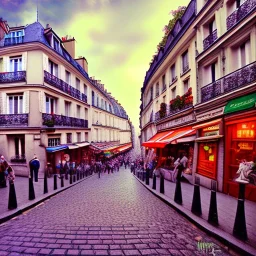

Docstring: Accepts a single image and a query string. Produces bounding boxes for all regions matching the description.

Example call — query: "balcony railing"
[4,36,24,46]
[0,71,26,83]
[42,113,88,128]
[227,0,256,30]
[203,29,217,50]
[0,114,28,127]
[10,154,26,163]
[201,61,256,103]
[162,84,167,92]
[44,71,87,103]
[182,64,189,75]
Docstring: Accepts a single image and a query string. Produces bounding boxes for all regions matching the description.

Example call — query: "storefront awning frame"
[46,145,68,153]
[195,135,223,142]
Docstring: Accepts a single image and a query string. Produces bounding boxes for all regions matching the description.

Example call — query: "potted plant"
[44,117,55,127]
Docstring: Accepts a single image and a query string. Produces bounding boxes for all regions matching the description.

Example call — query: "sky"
[0,0,190,135]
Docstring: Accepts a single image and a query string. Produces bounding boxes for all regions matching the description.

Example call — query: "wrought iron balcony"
[44,71,87,103]
[182,64,189,75]
[227,0,256,30]
[4,36,24,46]
[203,29,217,50]
[0,114,28,127]
[42,113,88,128]
[201,61,256,103]
[0,71,26,83]
[10,154,26,163]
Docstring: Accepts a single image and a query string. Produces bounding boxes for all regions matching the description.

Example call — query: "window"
[97,95,99,107]
[48,60,58,77]
[77,133,81,142]
[162,75,166,91]
[182,50,189,73]
[209,19,216,34]
[85,108,88,119]
[77,105,81,118]
[48,138,60,147]
[53,36,60,52]
[9,56,22,72]
[67,133,72,143]
[105,101,107,110]
[183,79,190,94]
[5,30,24,45]
[8,94,23,114]
[156,83,159,97]
[101,99,104,109]
[65,101,71,116]
[84,132,88,141]
[45,96,56,114]
[171,64,176,83]
[76,78,80,90]
[109,104,112,113]
[211,63,216,83]
[14,136,25,157]
[84,84,87,95]
[171,87,176,99]
[92,91,95,106]
[65,70,71,84]
[236,0,246,8]
[0,58,3,72]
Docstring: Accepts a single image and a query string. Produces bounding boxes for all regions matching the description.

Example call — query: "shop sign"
[224,93,256,114]
[157,113,196,131]
[204,130,219,136]
[203,125,219,132]
[197,107,224,122]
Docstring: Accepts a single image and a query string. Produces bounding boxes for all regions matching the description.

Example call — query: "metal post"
[98,169,100,178]
[233,181,248,240]
[174,166,183,205]
[54,174,57,190]
[29,177,35,200]
[73,172,76,182]
[77,171,79,181]
[146,168,150,185]
[152,173,156,190]
[208,180,218,225]
[160,173,164,194]
[191,177,202,216]
[61,175,64,187]
[44,173,48,194]
[70,174,73,184]
[8,181,17,210]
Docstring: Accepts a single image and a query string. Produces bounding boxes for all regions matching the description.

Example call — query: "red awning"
[142,128,195,148]
[115,143,132,153]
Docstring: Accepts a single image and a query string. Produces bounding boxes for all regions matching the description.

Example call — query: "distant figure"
[29,155,40,182]
[0,155,8,188]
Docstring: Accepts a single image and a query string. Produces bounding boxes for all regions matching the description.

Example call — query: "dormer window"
[4,30,24,46]
[52,36,60,52]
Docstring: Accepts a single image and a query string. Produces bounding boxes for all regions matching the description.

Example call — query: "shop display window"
[197,142,217,179]
[226,121,256,185]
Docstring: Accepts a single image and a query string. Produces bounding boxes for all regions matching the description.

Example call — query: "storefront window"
[226,121,256,185]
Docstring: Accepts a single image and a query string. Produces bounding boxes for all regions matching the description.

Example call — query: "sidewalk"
[133,172,256,256]
[0,173,94,224]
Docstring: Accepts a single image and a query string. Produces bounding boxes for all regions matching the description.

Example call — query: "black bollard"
[152,173,156,190]
[8,181,17,210]
[61,175,64,187]
[142,171,145,181]
[70,174,73,184]
[174,166,183,205]
[191,177,202,216]
[80,171,82,180]
[77,171,79,181]
[44,173,48,194]
[65,172,68,180]
[53,174,58,190]
[160,173,164,194]
[146,169,150,185]
[29,177,35,200]
[98,170,100,178]
[73,173,76,182]
[233,182,248,240]
[208,180,218,226]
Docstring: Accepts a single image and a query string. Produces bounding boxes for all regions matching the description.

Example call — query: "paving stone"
[0,251,9,256]
[123,249,141,255]
[38,248,52,255]
[23,248,41,254]
[51,249,67,255]
[109,250,125,255]
[67,249,81,255]
[139,249,158,255]
[80,249,94,255]
[95,250,109,255]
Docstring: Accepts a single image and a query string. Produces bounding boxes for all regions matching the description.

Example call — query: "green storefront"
[224,92,256,202]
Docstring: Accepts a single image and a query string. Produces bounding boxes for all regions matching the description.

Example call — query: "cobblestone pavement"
[0,167,231,255]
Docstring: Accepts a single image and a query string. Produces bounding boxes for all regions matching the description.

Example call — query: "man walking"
[30,155,40,182]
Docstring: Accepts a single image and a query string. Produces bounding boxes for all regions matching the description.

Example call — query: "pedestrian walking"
[45,162,53,178]
[29,155,40,182]
[0,155,8,188]
[7,166,17,210]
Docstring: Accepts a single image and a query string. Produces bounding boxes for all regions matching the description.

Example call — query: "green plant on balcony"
[43,116,55,127]
[170,88,193,112]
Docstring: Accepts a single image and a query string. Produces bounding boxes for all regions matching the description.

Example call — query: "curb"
[0,174,95,225]
[132,173,255,256]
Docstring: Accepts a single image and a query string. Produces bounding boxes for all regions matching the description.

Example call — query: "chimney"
[75,56,88,73]
[62,37,76,59]
[46,23,50,29]
[0,18,9,40]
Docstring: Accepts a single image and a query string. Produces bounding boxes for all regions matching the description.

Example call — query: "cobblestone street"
[0,168,230,255]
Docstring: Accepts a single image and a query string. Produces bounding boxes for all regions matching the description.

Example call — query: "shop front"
[224,93,256,202]
[192,118,224,190]
[142,126,196,182]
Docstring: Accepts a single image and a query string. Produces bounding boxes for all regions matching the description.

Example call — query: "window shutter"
[22,52,27,71]
[1,93,7,114]
[24,91,29,113]
[43,54,48,71]
[38,91,45,113]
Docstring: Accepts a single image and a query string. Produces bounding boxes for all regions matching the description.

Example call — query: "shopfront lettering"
[157,113,196,131]
[197,107,224,122]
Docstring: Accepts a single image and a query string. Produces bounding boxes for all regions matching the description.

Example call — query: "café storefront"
[223,93,256,202]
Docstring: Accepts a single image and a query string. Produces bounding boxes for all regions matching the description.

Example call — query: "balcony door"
[8,94,23,114]
[9,56,22,72]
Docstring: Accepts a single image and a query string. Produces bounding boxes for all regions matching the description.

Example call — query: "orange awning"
[142,128,195,148]
[115,143,132,153]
